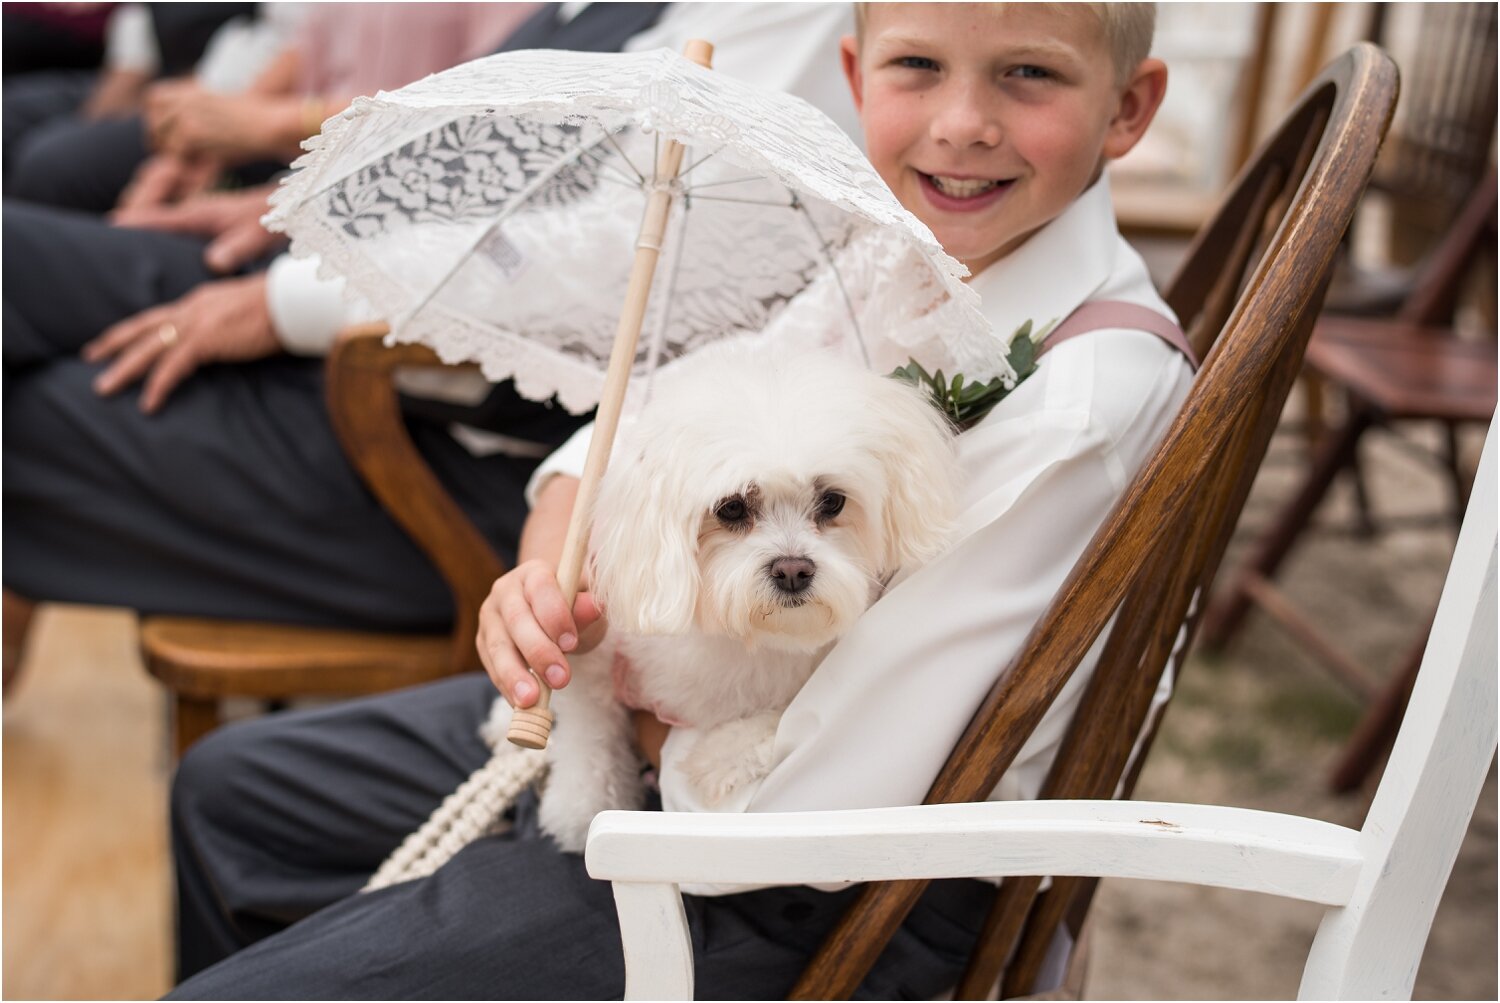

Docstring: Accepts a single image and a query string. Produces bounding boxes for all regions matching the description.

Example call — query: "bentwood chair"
[584,44,1400,1000]
[588,413,1495,1002]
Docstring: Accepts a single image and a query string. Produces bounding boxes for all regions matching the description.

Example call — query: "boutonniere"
[889,318,1056,431]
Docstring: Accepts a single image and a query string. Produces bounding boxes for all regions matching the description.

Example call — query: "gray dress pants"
[2,200,545,630]
[168,673,992,1000]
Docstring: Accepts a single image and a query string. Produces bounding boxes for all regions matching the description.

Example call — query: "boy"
[168,5,1184,998]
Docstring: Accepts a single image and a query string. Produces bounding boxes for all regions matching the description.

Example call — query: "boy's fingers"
[573,592,603,630]
[521,566,577,650]
[499,590,569,687]
[475,612,538,707]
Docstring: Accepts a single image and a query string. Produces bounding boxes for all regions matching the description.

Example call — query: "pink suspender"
[1038,300,1200,371]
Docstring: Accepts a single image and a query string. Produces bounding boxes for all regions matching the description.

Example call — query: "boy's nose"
[930,86,1003,148]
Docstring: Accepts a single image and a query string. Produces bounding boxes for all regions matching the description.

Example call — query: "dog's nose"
[769,557,816,594]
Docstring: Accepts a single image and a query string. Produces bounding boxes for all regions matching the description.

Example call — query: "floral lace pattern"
[266,47,997,413]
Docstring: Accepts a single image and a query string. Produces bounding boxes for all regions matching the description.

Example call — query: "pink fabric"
[1040,299,1200,371]
[295,3,539,98]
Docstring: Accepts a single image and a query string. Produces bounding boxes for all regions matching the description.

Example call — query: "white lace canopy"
[266,47,1004,413]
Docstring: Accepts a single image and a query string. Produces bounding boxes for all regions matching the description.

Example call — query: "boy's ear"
[1102,57,1169,161]
[840,35,864,113]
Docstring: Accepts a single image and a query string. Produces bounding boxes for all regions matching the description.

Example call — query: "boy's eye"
[1009,65,1052,81]
[896,56,940,72]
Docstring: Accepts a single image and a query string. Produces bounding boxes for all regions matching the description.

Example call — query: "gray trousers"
[2,200,551,630]
[168,673,991,1000]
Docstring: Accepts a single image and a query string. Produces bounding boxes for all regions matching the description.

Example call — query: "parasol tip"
[507,706,555,750]
[682,39,714,68]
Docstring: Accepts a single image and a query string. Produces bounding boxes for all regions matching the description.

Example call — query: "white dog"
[485,343,960,851]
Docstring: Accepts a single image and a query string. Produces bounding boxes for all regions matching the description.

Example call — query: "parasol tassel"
[508,38,716,751]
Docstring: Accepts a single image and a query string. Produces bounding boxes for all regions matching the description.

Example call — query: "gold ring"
[157,323,179,347]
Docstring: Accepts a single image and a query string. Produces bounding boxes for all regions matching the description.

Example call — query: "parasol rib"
[507,38,717,749]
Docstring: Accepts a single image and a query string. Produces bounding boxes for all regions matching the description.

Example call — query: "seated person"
[0,4,859,640]
[164,3,1183,998]
[4,3,279,207]
[7,3,534,214]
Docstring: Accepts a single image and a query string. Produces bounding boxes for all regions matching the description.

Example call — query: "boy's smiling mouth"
[918,171,1014,211]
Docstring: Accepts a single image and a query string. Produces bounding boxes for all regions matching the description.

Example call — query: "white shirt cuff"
[104,4,159,75]
[265,254,378,357]
[525,422,594,507]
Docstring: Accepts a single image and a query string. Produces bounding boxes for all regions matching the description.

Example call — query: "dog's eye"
[817,491,846,519]
[715,497,749,525]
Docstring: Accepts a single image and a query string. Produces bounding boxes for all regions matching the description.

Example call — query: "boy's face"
[843,4,1164,276]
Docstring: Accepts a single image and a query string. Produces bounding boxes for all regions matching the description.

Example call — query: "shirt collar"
[966,172,1119,340]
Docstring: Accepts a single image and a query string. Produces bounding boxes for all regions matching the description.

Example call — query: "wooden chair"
[140,326,505,758]
[588,44,1397,1000]
[1199,174,1497,791]
[587,416,1495,1001]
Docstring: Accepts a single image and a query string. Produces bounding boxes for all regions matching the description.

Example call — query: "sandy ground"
[1083,419,1497,1000]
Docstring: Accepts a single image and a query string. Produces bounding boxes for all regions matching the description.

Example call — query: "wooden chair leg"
[1201,406,1376,648]
[1443,420,1471,528]
[173,695,221,761]
[1328,618,1431,793]
[3,589,37,696]
[1347,443,1378,538]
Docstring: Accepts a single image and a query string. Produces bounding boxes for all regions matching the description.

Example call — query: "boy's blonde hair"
[852,3,1156,85]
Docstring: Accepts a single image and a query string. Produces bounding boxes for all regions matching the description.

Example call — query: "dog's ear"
[869,376,960,574]
[588,441,702,635]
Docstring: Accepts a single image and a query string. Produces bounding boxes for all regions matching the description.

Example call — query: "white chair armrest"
[584,799,1363,1001]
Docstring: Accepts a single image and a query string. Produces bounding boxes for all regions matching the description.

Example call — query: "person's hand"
[142,78,199,137]
[477,559,606,708]
[117,153,220,211]
[82,274,278,413]
[82,68,151,119]
[153,89,304,162]
[111,186,285,273]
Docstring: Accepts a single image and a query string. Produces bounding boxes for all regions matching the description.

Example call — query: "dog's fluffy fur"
[485,343,960,850]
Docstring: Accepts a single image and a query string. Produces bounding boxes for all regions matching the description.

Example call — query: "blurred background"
[4,2,1496,998]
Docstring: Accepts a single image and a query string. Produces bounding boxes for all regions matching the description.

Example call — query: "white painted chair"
[586,415,1499,1001]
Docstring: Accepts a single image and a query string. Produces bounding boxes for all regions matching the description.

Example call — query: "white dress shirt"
[533,176,1195,894]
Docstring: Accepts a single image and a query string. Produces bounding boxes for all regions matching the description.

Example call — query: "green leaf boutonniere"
[889,318,1055,432]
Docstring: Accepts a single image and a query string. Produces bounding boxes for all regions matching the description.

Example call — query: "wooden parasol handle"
[508,39,716,749]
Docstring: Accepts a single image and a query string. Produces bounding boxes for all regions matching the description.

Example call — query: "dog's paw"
[538,754,646,854]
[536,793,597,853]
[682,713,779,806]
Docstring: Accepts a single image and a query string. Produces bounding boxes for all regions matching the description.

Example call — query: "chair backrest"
[789,45,1400,1001]
[1301,410,1496,997]
[1397,169,1498,327]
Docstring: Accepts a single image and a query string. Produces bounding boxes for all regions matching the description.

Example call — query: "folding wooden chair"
[586,44,1398,1000]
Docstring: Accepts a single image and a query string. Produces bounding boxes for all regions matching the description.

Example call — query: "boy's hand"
[477,559,605,708]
